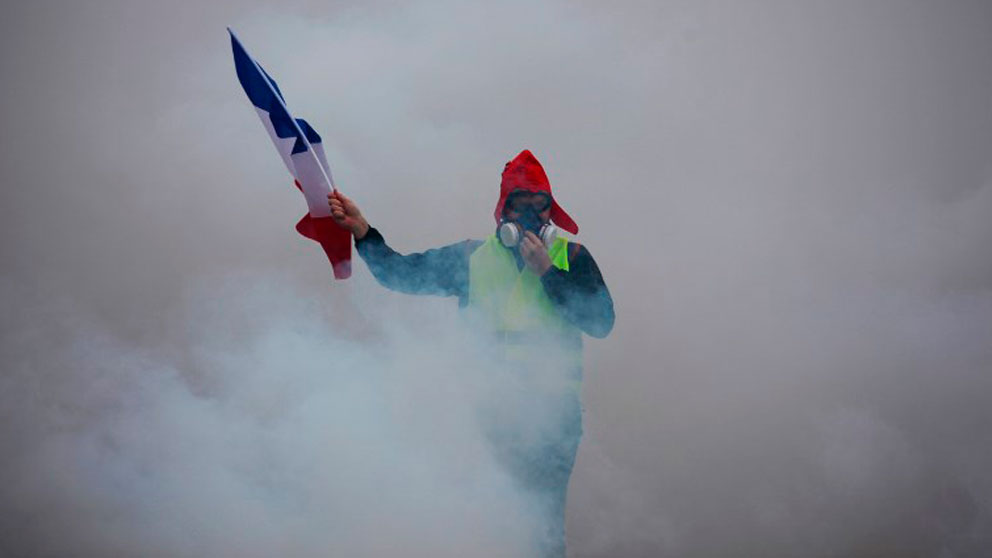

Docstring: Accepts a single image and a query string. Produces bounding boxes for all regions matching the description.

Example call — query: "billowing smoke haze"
[2,1,991,556]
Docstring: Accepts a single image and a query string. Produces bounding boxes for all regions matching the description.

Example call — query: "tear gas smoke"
[1,274,553,556]
[2,1,992,556]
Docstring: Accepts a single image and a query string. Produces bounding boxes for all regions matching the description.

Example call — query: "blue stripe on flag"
[257,65,285,103]
[230,31,315,154]
[231,34,285,109]
[293,119,321,154]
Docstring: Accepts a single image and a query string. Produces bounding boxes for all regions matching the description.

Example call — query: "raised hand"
[520,231,552,275]
[328,190,370,239]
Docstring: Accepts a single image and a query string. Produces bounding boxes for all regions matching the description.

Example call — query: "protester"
[329,149,614,557]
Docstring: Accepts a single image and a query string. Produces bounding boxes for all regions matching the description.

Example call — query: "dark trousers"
[483,388,583,557]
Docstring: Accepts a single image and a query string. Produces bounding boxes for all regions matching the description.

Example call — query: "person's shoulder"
[565,238,591,261]
[462,238,485,252]
[442,238,484,257]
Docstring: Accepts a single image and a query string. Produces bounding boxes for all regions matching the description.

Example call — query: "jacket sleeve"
[354,226,480,302]
[540,243,616,338]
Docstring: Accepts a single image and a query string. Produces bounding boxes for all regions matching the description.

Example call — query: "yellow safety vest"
[467,235,583,381]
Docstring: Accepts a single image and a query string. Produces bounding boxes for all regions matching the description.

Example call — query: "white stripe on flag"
[253,107,333,218]
[291,151,332,218]
[254,107,296,177]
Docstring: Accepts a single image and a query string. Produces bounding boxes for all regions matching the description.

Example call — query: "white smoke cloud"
[2,0,992,556]
[0,274,548,556]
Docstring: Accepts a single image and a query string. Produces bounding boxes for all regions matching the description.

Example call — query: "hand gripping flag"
[229,28,351,279]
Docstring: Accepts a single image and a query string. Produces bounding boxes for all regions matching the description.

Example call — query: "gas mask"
[498,204,559,248]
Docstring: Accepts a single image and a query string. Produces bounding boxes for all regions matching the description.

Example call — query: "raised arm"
[329,191,480,301]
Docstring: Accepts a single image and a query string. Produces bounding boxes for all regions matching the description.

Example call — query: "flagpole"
[228,28,338,193]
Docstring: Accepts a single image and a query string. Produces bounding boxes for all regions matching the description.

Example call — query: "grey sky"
[2,1,992,556]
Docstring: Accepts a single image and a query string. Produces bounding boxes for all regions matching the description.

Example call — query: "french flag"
[229,28,351,279]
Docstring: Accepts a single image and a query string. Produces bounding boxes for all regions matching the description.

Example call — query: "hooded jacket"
[494,149,579,235]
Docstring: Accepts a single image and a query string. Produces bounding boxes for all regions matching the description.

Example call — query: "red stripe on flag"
[295,214,352,279]
[291,180,351,279]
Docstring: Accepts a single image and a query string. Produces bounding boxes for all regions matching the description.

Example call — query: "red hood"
[493,149,578,234]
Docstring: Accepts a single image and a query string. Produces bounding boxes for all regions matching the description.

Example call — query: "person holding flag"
[329,149,615,557]
[230,26,612,557]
